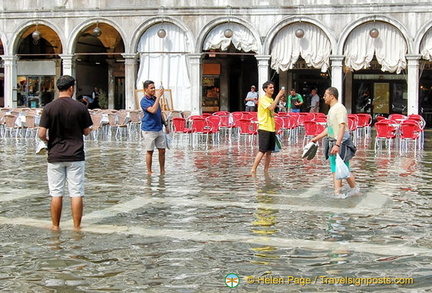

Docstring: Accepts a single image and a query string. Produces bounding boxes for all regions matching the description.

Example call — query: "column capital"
[1,55,16,62]
[329,55,345,61]
[255,55,271,61]
[188,53,202,65]
[188,53,202,59]
[406,54,422,61]
[122,53,138,60]
[330,55,344,67]
[59,54,75,60]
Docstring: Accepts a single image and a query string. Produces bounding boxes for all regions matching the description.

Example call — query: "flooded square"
[0,132,431,292]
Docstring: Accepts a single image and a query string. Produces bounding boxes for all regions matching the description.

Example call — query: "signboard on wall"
[17,60,56,76]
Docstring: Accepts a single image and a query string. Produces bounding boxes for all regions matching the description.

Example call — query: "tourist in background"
[309,88,320,113]
[244,85,259,112]
[286,89,304,112]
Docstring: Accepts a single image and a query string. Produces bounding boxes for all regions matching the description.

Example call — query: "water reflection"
[0,133,431,291]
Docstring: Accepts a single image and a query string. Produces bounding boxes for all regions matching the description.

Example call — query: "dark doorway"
[203,45,258,113]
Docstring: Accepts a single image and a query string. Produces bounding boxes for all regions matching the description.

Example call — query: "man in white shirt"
[310,87,360,198]
[244,85,258,112]
[309,89,320,113]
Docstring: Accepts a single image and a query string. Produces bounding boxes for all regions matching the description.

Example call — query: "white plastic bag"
[35,140,48,155]
[273,134,282,152]
[275,134,282,150]
[165,133,172,150]
[335,153,350,180]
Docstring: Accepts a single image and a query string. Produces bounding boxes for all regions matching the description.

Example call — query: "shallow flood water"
[0,131,431,292]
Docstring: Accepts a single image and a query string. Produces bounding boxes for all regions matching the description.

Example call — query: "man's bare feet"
[51,225,60,231]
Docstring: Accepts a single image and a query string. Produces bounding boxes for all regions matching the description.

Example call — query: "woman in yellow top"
[251,81,285,174]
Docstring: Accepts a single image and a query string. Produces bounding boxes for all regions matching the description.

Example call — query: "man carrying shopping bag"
[310,87,360,198]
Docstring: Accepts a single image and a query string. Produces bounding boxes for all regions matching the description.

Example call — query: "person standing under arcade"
[286,89,304,112]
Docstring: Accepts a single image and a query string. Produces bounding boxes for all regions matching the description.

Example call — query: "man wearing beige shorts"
[140,80,169,175]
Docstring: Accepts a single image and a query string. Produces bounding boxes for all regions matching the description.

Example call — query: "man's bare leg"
[332,173,343,195]
[263,152,272,173]
[146,151,154,175]
[346,173,356,188]
[71,196,83,230]
[158,148,166,174]
[51,196,63,230]
[251,151,265,175]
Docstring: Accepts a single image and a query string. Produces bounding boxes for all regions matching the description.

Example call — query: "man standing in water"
[251,81,285,175]
[38,75,93,230]
[311,87,359,197]
[140,80,169,175]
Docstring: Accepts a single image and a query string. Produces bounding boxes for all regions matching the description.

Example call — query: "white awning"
[420,28,432,60]
[270,23,331,73]
[344,22,407,74]
[136,23,191,111]
[203,23,258,53]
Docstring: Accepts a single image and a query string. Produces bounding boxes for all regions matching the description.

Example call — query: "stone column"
[406,54,421,115]
[59,54,75,77]
[330,55,344,103]
[2,55,17,108]
[188,53,202,114]
[122,53,137,110]
[106,59,115,109]
[255,55,271,96]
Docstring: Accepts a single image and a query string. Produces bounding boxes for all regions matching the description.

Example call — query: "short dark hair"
[262,81,274,90]
[143,80,154,89]
[56,75,75,91]
[327,87,339,100]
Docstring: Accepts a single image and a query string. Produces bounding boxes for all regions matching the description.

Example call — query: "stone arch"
[68,18,127,54]
[0,31,8,55]
[337,15,413,55]
[415,20,432,54]
[131,17,194,53]
[264,16,336,56]
[9,19,64,56]
[196,17,262,54]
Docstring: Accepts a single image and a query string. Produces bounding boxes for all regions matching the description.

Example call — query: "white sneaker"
[36,140,48,155]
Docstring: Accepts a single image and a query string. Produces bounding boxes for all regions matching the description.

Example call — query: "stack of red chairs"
[205,115,221,144]
[302,120,325,146]
[406,114,426,148]
[399,119,422,154]
[213,112,234,142]
[356,113,372,137]
[172,117,191,145]
[190,117,209,146]
[374,120,398,152]
[237,118,258,145]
